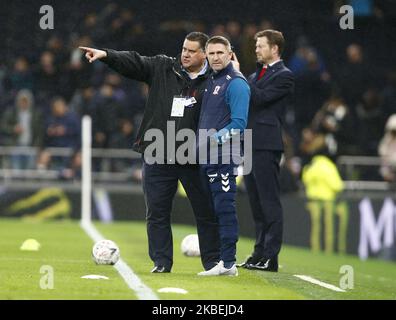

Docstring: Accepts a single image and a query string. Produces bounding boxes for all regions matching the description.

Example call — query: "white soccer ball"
[181,234,200,257]
[92,239,120,265]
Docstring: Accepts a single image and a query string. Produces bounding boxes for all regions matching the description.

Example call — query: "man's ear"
[271,45,279,56]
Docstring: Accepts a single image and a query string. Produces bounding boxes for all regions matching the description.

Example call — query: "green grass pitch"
[0,218,395,300]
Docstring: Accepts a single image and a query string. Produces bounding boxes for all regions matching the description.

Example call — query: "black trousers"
[142,161,220,271]
[244,150,283,260]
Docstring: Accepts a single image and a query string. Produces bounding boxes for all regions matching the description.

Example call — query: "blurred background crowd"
[1,0,396,189]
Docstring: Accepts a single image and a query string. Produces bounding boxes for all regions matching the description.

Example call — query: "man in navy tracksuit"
[197,36,250,276]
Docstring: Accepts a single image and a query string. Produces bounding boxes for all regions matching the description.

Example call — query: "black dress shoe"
[236,255,261,268]
[245,257,278,272]
[151,265,171,273]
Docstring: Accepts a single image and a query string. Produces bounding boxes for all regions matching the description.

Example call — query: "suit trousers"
[244,150,283,259]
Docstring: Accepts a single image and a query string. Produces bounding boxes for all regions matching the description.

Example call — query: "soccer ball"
[180,234,200,257]
[92,239,120,265]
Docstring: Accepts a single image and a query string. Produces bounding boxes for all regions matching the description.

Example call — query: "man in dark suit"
[239,30,294,272]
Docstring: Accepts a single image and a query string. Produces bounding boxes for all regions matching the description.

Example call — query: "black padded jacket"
[101,50,211,160]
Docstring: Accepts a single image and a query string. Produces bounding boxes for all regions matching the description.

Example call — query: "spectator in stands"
[34,51,60,102]
[67,36,95,98]
[109,118,137,172]
[356,88,386,156]
[353,88,386,180]
[121,82,147,122]
[337,44,374,114]
[69,85,97,117]
[311,95,357,155]
[1,89,44,169]
[292,43,331,129]
[92,83,120,150]
[110,118,136,150]
[288,36,327,77]
[299,127,328,166]
[104,73,128,104]
[378,114,396,182]
[38,97,81,170]
[9,57,34,92]
[46,36,69,70]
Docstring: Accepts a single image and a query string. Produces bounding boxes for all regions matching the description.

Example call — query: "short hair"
[205,36,232,52]
[185,32,209,51]
[51,96,66,106]
[255,30,285,56]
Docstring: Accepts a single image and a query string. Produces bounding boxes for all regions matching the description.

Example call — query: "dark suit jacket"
[247,61,294,151]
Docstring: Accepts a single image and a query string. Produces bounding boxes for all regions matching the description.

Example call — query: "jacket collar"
[256,60,284,72]
[212,62,234,79]
[255,60,284,82]
[173,55,211,80]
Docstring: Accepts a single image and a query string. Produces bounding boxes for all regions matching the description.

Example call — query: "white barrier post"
[81,115,92,225]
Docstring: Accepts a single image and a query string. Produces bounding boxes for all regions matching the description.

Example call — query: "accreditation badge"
[171,96,186,117]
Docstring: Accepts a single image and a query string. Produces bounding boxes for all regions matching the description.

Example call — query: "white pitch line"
[294,275,346,293]
[80,221,159,300]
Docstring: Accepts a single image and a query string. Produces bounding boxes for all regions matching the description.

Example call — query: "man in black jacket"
[80,32,220,273]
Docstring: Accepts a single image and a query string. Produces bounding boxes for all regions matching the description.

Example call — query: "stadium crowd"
[1,0,396,186]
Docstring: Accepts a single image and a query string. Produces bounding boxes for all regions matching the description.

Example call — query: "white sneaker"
[197,261,238,276]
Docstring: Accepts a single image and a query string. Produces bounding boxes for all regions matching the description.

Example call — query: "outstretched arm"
[79,46,158,83]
